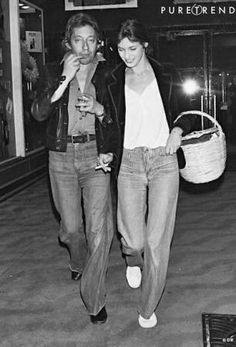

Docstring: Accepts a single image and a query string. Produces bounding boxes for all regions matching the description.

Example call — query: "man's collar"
[92,52,106,66]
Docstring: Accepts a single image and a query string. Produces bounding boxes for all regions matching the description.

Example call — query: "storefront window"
[0,0,22,161]
[19,0,46,152]
[0,0,46,163]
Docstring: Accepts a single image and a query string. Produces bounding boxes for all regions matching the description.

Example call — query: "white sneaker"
[138,313,157,328]
[126,266,141,288]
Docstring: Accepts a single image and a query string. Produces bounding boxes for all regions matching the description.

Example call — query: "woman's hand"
[165,127,183,155]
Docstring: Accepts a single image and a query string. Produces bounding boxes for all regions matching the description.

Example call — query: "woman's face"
[117,37,147,68]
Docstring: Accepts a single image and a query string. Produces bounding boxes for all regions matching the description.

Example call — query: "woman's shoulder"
[148,56,163,70]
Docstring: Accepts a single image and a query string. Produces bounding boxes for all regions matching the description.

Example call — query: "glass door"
[0,0,24,161]
[157,31,206,114]
[157,28,236,168]
[158,30,236,125]
[19,0,46,152]
[212,32,236,146]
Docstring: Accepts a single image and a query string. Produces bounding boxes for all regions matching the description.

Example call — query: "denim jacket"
[31,58,118,156]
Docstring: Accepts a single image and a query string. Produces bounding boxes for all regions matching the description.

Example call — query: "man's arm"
[51,53,80,103]
[31,53,80,122]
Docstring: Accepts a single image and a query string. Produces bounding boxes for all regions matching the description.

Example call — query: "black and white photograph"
[0,1,236,346]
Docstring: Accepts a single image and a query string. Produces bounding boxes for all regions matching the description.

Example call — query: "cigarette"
[60,54,83,65]
[95,164,111,171]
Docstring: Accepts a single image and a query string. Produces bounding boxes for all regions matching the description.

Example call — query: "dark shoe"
[71,270,82,281]
[90,307,107,324]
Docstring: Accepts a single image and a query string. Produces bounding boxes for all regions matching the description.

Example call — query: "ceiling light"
[183,79,200,95]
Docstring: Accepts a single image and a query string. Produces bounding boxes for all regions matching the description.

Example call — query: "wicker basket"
[174,110,227,184]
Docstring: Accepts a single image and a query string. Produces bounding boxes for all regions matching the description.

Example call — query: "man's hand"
[95,153,113,173]
[62,52,81,82]
[77,93,104,117]
[51,52,81,103]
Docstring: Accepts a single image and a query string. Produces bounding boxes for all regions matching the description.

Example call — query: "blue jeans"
[49,141,113,315]
[117,147,179,318]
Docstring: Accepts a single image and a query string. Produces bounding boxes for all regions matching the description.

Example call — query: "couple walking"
[32,13,195,328]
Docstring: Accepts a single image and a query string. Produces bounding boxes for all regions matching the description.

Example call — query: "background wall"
[32,0,236,32]
[29,0,236,62]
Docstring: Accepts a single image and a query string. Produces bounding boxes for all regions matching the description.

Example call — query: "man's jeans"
[49,141,113,315]
[117,147,179,318]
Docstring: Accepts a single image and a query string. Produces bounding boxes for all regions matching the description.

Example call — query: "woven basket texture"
[175,111,226,184]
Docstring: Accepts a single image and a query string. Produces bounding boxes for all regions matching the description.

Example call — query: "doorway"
[157,28,236,168]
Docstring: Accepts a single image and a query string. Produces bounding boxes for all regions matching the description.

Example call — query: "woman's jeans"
[117,147,179,318]
[49,141,113,315]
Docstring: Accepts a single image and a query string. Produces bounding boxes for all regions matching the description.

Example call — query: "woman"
[107,19,195,328]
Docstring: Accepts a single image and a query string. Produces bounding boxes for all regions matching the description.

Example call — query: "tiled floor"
[0,171,236,347]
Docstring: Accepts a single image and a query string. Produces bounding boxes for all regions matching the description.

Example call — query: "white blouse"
[124,79,170,149]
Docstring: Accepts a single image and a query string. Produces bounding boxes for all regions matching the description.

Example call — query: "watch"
[58,75,67,85]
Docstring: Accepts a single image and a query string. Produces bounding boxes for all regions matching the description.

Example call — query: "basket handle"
[174,110,223,134]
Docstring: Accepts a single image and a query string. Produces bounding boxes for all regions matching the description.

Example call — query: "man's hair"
[63,13,100,48]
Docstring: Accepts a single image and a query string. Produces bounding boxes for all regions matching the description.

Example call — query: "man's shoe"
[71,271,82,281]
[126,266,141,288]
[138,312,157,328]
[90,307,107,324]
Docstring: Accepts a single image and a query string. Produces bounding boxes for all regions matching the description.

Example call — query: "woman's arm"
[165,126,183,155]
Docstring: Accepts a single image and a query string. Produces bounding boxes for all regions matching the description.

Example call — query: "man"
[31,13,118,324]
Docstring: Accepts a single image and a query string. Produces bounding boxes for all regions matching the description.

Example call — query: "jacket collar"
[107,62,126,123]
[109,56,163,82]
[110,62,126,82]
[107,57,168,123]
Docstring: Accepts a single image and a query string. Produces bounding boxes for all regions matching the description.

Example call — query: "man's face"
[117,37,146,69]
[69,25,98,65]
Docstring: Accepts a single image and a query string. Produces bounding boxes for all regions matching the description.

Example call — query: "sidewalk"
[0,172,236,347]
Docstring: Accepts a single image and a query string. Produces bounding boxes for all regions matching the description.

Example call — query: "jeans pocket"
[49,150,72,173]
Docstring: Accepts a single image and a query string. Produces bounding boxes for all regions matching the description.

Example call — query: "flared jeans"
[49,141,113,315]
[117,147,179,318]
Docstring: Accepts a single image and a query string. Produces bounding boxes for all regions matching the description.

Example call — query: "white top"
[124,79,170,149]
